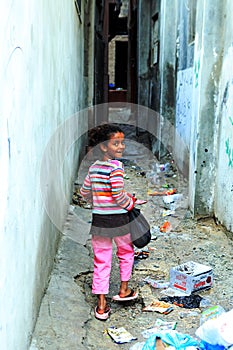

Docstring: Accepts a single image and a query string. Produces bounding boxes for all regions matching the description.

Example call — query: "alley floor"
[30,148,233,350]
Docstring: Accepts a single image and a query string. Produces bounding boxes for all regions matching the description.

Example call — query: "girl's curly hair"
[88,123,124,148]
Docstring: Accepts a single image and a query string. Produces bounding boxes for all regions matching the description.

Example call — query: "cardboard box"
[169,261,213,295]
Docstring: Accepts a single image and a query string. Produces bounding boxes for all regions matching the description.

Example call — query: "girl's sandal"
[94,306,111,321]
[112,289,138,301]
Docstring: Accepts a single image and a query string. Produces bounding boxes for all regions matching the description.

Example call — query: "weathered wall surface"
[215,50,233,231]
[155,0,233,233]
[189,1,225,216]
[170,0,233,232]
[0,1,94,349]
[214,0,233,232]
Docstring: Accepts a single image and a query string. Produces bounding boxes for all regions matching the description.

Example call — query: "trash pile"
[72,155,233,350]
[105,307,233,350]
[120,154,188,239]
[106,158,232,349]
[122,259,232,349]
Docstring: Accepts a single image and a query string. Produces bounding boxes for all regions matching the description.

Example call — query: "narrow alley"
[1,1,233,350]
[30,127,233,349]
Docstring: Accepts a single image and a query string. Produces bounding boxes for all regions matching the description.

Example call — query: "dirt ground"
[73,155,233,349]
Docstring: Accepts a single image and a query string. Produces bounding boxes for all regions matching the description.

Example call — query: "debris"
[162,209,176,217]
[134,251,150,260]
[160,221,172,233]
[196,308,233,349]
[179,310,199,318]
[148,188,176,196]
[199,297,212,308]
[162,193,183,210]
[107,326,137,344]
[159,294,203,309]
[143,276,170,289]
[129,342,145,350]
[199,305,226,325]
[137,171,146,177]
[142,300,174,314]
[160,287,192,297]
[150,225,160,236]
[141,318,177,338]
[146,170,159,185]
[169,261,213,295]
[142,330,200,350]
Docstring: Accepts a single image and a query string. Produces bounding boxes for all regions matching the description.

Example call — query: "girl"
[80,123,138,321]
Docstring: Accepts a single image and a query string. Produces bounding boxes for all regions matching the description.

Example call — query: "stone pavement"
[30,156,233,350]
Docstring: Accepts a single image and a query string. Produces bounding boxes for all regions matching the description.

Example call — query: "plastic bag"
[199,305,225,325]
[130,342,146,350]
[196,308,233,347]
[199,341,225,350]
[160,294,203,308]
[129,208,151,248]
[142,330,200,350]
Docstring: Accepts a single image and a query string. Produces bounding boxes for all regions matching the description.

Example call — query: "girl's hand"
[127,192,137,200]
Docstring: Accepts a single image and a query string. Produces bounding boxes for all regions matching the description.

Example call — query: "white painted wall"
[172,0,233,231]
[215,0,233,231]
[0,1,94,349]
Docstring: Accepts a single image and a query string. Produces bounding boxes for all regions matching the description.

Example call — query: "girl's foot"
[112,289,138,301]
[94,306,111,320]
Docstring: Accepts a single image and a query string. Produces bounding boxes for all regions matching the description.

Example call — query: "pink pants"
[91,233,134,295]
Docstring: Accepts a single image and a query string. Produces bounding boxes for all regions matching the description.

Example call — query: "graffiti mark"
[225,138,233,168]
[221,82,229,109]
[229,116,233,126]
[194,57,200,88]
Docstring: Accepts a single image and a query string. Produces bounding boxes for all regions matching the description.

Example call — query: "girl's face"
[100,132,125,160]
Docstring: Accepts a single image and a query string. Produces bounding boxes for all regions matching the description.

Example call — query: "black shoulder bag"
[128,207,151,248]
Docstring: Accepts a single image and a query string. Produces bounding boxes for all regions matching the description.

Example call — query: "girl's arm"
[110,167,135,211]
[80,174,93,203]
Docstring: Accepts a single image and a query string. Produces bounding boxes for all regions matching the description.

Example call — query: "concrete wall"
[188,1,225,215]
[159,0,177,156]
[214,0,233,232]
[136,0,233,232]
[0,1,94,349]
[137,0,151,108]
[162,0,233,232]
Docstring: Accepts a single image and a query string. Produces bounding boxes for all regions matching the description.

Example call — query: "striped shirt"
[80,159,135,214]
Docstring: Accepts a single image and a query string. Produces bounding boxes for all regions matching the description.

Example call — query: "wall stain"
[165,63,175,109]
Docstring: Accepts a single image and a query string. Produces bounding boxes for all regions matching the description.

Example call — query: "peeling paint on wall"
[176,67,193,146]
